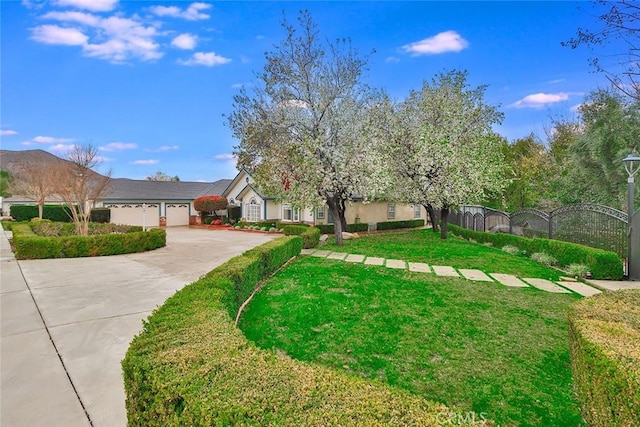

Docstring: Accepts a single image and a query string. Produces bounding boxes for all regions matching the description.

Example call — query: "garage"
[107,204,160,227]
[165,203,190,226]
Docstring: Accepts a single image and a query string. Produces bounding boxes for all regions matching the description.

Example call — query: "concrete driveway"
[1,227,276,427]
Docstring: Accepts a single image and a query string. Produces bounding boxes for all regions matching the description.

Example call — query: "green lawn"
[322,228,565,280]
[239,231,585,426]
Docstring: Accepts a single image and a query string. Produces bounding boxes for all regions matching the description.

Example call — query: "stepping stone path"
[300,249,603,298]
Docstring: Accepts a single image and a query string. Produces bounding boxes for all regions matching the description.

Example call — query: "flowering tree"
[194,195,228,218]
[378,70,506,238]
[228,11,388,244]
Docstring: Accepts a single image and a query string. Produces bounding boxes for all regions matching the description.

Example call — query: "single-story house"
[222,169,426,226]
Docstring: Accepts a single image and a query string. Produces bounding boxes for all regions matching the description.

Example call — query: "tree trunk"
[339,198,348,233]
[38,199,44,220]
[326,196,343,245]
[440,206,450,240]
[424,204,439,232]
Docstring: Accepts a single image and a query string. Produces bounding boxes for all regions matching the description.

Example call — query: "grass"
[322,228,566,280]
[239,230,586,426]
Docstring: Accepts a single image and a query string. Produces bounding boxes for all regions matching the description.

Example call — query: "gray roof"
[102,178,232,201]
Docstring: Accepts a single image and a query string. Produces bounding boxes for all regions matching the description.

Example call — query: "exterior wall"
[314,201,425,225]
[266,200,280,220]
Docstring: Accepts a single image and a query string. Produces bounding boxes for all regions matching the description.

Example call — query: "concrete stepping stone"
[557,281,602,297]
[364,257,385,266]
[300,249,316,255]
[327,252,348,260]
[432,266,459,277]
[459,269,493,282]
[345,254,365,263]
[311,250,330,258]
[408,262,431,273]
[490,273,529,288]
[386,259,406,269]
[523,278,571,293]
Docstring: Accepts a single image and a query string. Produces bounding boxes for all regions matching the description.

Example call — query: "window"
[282,204,299,222]
[246,198,261,222]
[316,207,325,220]
[414,204,422,218]
[387,203,395,220]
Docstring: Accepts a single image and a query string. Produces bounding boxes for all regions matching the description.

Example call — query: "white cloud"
[146,145,179,152]
[53,0,118,12]
[94,155,112,163]
[0,130,18,137]
[214,153,235,161]
[149,2,211,20]
[385,56,400,63]
[132,159,159,165]
[31,25,88,45]
[100,142,137,151]
[402,30,469,55]
[23,135,75,145]
[49,143,76,152]
[42,11,101,26]
[179,51,231,67]
[511,92,572,109]
[549,78,566,85]
[171,33,197,50]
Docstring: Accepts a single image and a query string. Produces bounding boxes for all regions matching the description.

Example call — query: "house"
[222,169,427,226]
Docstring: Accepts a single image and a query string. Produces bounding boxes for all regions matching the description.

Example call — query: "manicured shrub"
[568,290,640,426]
[316,222,368,234]
[122,236,457,426]
[531,252,557,266]
[194,196,228,217]
[12,224,165,259]
[376,219,425,231]
[502,245,520,255]
[10,205,72,222]
[448,225,623,280]
[282,225,320,249]
[90,208,111,223]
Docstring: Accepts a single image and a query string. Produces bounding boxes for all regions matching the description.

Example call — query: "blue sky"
[0,0,621,182]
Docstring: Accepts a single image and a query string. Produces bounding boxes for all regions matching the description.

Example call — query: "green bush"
[448,225,623,280]
[10,205,72,222]
[282,225,320,249]
[90,208,111,223]
[376,219,425,231]
[122,236,459,426]
[568,290,640,426]
[316,222,368,234]
[12,224,165,259]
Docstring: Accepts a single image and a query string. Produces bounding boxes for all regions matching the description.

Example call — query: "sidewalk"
[300,249,633,297]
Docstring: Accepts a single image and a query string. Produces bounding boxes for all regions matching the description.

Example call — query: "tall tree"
[228,10,387,244]
[564,0,640,100]
[12,161,60,219]
[379,70,505,238]
[146,171,180,181]
[54,145,111,236]
[0,170,13,199]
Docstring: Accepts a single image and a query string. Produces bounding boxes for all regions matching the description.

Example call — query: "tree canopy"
[146,171,180,182]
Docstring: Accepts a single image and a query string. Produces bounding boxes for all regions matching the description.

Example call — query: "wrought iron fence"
[445,204,628,257]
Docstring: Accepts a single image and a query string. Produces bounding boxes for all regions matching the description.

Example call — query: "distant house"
[223,169,426,226]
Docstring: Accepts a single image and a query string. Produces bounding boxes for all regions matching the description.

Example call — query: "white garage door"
[166,203,190,226]
[107,204,160,227]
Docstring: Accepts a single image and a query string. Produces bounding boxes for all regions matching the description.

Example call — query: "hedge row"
[448,225,623,280]
[568,290,640,426]
[282,225,320,249]
[376,218,425,230]
[316,222,368,234]
[122,236,459,426]
[12,224,166,259]
[10,205,72,222]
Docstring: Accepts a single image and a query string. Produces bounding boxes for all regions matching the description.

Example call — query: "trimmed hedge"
[122,236,460,426]
[90,208,111,223]
[376,219,425,231]
[568,290,640,426]
[449,225,623,280]
[10,205,72,222]
[316,222,368,234]
[282,225,320,249]
[12,223,166,259]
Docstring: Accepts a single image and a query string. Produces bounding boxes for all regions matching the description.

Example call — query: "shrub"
[568,290,640,427]
[376,219,425,231]
[448,225,623,280]
[282,225,320,249]
[227,205,241,221]
[567,264,590,278]
[316,222,368,234]
[90,208,111,223]
[12,224,165,259]
[122,236,458,426]
[194,196,228,216]
[10,205,73,222]
[502,245,520,255]
[531,252,558,266]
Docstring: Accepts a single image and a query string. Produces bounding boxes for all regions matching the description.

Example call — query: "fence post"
[548,210,553,239]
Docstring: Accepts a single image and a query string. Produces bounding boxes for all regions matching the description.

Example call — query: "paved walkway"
[300,249,629,297]
[1,227,276,427]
